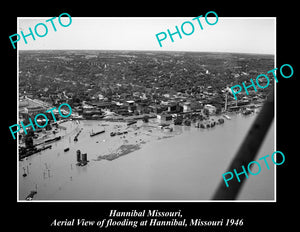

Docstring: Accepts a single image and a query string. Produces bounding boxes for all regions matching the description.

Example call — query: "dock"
[19,145,52,160]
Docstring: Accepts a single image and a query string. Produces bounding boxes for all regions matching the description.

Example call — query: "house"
[157,112,172,121]
[125,100,136,112]
[136,102,150,114]
[149,105,166,114]
[126,100,135,105]
[88,101,116,110]
[167,103,182,113]
[204,104,216,114]
[182,102,191,113]
[190,101,203,111]
[114,105,131,116]
[82,109,103,119]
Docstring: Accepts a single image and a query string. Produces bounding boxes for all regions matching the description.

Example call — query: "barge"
[127,120,137,126]
[90,130,105,137]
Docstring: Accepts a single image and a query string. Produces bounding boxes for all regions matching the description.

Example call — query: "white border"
[16,17,277,203]
[274,17,277,202]
[17,17,20,201]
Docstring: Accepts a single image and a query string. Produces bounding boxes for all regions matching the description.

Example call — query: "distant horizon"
[18,49,274,56]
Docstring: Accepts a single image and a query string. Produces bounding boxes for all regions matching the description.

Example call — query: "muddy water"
[19,113,274,201]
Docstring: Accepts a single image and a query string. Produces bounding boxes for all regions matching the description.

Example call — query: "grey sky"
[18,17,275,54]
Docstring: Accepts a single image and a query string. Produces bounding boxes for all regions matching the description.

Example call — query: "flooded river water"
[18,113,274,201]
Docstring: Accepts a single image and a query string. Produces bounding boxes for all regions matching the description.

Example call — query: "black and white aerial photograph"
[17,17,276,201]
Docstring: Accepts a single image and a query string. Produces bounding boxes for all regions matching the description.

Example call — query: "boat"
[25,191,37,201]
[90,130,105,137]
[223,114,231,120]
[22,167,27,177]
[74,128,83,141]
[111,130,127,136]
[44,136,61,143]
[158,123,170,129]
[164,127,173,132]
[110,132,116,136]
[242,108,254,115]
[142,116,149,123]
[184,120,191,126]
[64,147,70,152]
[127,120,137,126]
[218,118,225,124]
[174,118,183,125]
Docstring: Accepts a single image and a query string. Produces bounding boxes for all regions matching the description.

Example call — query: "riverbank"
[21,111,249,162]
[92,112,242,162]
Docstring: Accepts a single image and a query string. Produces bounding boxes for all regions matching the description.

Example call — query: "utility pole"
[212,89,274,200]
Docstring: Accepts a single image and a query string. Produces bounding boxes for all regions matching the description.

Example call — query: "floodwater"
[18,113,274,201]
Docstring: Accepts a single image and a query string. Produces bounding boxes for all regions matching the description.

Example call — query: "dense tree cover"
[19,50,274,102]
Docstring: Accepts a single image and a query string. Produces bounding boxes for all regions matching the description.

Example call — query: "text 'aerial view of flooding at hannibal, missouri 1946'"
[17,17,275,201]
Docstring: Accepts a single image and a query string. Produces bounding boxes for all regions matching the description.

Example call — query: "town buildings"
[19,50,272,125]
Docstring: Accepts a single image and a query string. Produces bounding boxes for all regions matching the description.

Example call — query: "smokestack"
[225,93,228,111]
[76,150,81,163]
[82,153,87,163]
